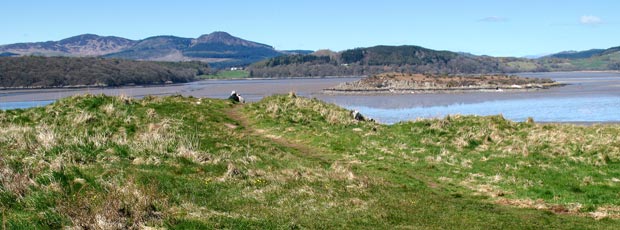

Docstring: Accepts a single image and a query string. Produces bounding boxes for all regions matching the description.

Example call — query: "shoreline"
[198,75,365,81]
[0,82,187,91]
[0,75,363,92]
[3,69,619,91]
[323,83,566,95]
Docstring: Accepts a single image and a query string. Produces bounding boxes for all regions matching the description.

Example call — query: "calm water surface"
[0,100,54,110]
[321,72,620,123]
[2,72,620,124]
[344,96,620,124]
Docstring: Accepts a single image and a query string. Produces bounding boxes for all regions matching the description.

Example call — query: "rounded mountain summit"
[0,31,310,68]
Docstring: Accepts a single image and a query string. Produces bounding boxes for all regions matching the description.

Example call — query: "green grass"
[1,94,619,229]
[543,52,620,70]
[505,61,540,71]
[569,52,620,70]
[199,70,250,79]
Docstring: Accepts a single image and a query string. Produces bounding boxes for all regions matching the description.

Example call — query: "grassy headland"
[1,94,619,229]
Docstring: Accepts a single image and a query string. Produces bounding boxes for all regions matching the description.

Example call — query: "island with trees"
[325,72,563,94]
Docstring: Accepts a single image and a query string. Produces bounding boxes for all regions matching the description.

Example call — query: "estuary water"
[344,96,620,124]
[321,72,620,123]
[0,100,54,110]
[1,72,619,124]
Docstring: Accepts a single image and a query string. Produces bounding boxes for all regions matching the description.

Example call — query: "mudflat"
[2,72,620,110]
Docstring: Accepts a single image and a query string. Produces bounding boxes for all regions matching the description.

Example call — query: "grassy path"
[228,105,313,154]
[238,95,620,229]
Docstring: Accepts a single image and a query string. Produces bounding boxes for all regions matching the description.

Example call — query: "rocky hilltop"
[0,34,136,56]
[326,72,562,93]
[192,32,272,48]
[0,32,298,68]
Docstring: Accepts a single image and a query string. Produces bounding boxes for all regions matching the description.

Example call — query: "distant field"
[569,53,620,70]
[505,61,540,71]
[199,70,250,79]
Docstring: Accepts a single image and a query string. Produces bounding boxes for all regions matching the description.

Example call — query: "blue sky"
[1,0,618,57]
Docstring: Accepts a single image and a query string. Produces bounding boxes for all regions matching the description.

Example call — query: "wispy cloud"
[478,16,508,23]
[580,15,603,25]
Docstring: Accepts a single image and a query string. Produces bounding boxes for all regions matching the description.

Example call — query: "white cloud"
[478,16,508,22]
[580,15,603,25]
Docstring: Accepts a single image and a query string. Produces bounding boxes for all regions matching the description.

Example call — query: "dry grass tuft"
[102,103,116,115]
[176,145,211,164]
[73,111,95,124]
[590,205,620,220]
[146,108,157,119]
[36,125,56,150]
[117,94,133,104]
[0,164,37,199]
[226,163,243,178]
[0,125,34,151]
[134,119,178,154]
[330,162,356,181]
[496,198,550,210]
[288,91,297,98]
[62,179,165,229]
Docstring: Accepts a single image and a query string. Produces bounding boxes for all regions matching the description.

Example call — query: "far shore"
[3,70,619,92]
[324,83,566,95]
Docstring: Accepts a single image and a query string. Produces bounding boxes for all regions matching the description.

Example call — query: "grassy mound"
[0,94,619,229]
[245,95,620,226]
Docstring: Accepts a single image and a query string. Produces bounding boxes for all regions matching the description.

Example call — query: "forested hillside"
[249,45,620,78]
[248,46,548,77]
[0,56,210,88]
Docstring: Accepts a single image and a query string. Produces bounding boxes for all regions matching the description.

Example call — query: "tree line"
[248,46,547,78]
[248,45,620,78]
[0,56,211,88]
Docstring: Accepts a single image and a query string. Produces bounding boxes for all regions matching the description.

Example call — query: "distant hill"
[250,44,620,77]
[181,32,282,68]
[249,45,548,77]
[601,46,620,55]
[3,32,618,74]
[539,46,620,71]
[0,34,136,56]
[543,49,606,59]
[0,32,294,68]
[103,36,193,61]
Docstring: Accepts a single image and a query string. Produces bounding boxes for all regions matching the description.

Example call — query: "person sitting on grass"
[351,110,375,122]
[352,110,365,121]
[228,90,240,103]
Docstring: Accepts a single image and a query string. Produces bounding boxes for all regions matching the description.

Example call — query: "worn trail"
[226,104,320,158]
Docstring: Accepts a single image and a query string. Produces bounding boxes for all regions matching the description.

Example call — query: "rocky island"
[325,72,564,94]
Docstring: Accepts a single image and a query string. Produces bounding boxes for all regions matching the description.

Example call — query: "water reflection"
[343,96,620,124]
